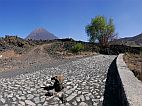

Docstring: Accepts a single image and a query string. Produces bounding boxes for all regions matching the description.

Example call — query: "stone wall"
[116,54,142,106]
[99,45,141,55]
[103,57,129,106]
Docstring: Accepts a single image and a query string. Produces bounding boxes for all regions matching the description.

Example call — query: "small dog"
[41,74,66,103]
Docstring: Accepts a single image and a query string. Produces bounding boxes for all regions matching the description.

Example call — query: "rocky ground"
[0,55,116,106]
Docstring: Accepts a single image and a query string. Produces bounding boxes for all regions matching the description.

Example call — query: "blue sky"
[0,0,142,41]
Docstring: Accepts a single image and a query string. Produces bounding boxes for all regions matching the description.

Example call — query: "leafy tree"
[86,16,116,46]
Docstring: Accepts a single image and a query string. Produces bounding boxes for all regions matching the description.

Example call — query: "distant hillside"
[111,33,142,47]
[26,28,58,40]
[0,35,34,53]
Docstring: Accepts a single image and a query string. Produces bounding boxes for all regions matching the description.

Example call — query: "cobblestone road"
[0,55,116,106]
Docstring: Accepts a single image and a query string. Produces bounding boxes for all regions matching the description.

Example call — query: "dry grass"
[124,52,142,81]
[0,50,21,58]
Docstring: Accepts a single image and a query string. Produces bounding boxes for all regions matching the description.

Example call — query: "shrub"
[71,43,84,54]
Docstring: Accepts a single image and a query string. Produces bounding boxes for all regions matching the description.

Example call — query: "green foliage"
[71,43,84,54]
[86,16,116,46]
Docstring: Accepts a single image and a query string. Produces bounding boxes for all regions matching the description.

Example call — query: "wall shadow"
[103,57,129,106]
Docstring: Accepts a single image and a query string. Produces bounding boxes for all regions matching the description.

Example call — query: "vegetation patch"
[71,43,84,54]
[124,51,142,81]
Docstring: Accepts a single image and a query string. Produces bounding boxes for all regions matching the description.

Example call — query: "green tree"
[86,16,116,46]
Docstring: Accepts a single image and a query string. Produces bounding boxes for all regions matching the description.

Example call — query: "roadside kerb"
[116,54,142,106]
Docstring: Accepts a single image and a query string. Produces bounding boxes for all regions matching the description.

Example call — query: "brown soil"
[0,44,97,73]
[0,50,21,58]
[123,53,142,81]
[0,44,51,72]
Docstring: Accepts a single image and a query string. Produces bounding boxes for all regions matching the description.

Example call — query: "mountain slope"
[26,28,58,40]
[112,33,142,46]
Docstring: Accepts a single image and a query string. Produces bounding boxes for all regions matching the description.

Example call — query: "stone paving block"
[0,55,116,106]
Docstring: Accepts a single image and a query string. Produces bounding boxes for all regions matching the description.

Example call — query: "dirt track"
[0,44,96,78]
[0,44,52,72]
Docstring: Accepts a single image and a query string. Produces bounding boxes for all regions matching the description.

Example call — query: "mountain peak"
[33,28,48,33]
[26,28,58,40]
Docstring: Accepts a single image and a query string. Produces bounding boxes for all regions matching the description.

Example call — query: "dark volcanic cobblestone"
[0,55,116,106]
